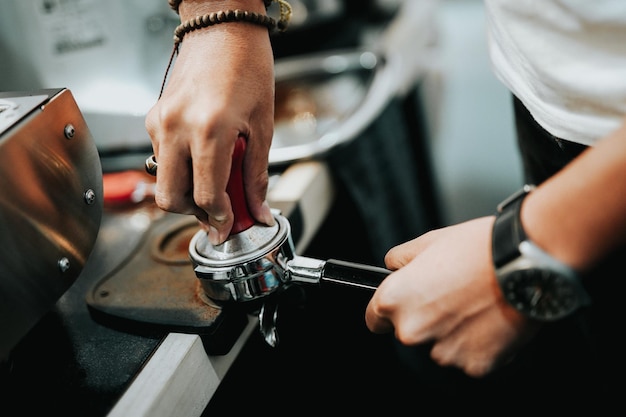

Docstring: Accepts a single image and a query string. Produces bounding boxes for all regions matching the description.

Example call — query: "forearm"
[172,0,274,72]
[522,117,626,272]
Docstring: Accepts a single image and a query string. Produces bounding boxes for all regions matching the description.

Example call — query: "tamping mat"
[86,212,248,354]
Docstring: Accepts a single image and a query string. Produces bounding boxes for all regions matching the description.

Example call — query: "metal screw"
[64,124,75,139]
[84,188,96,205]
[58,257,71,272]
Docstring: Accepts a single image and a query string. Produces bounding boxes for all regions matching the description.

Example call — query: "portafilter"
[147,136,391,345]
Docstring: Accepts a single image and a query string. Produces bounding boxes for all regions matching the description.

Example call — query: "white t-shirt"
[484,0,626,145]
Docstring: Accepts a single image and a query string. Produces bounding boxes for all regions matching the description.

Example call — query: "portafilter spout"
[188,136,391,345]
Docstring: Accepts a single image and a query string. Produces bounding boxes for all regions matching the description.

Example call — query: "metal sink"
[269,49,397,166]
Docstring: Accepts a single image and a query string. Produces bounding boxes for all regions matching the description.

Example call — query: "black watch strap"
[492,186,534,268]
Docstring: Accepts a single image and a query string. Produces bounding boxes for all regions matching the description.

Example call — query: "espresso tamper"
[188,136,391,345]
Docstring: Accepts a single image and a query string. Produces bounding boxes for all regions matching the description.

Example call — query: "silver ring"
[145,154,158,176]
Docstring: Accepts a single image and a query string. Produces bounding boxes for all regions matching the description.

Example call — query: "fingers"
[152,143,194,215]
[384,230,436,270]
[364,299,395,334]
[243,130,275,227]
[146,101,234,243]
[146,119,274,246]
[145,111,202,220]
[190,133,235,245]
[367,236,430,334]
[427,307,538,378]
[365,263,432,341]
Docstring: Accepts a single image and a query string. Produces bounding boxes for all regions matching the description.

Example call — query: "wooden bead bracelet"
[174,9,276,44]
[167,1,274,14]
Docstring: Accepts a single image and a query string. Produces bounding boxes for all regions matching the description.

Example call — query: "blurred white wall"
[428,0,523,225]
[0,0,176,150]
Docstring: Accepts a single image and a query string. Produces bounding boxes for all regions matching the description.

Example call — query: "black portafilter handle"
[259,257,390,347]
[320,259,391,291]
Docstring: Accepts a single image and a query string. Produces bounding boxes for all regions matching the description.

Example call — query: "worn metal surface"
[85,212,231,335]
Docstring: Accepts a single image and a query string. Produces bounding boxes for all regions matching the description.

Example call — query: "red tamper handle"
[227,135,256,235]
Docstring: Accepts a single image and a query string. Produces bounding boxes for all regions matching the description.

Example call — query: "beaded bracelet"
[169,1,281,15]
[168,1,291,32]
[174,10,276,44]
[174,10,276,43]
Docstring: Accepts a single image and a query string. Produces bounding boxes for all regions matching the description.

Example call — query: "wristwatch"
[492,185,591,321]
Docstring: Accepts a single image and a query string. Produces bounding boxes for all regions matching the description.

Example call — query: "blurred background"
[429,0,523,224]
[0,0,523,226]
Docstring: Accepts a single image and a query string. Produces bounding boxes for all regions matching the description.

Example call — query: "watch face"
[501,268,580,321]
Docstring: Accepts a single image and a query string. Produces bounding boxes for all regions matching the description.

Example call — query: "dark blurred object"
[271,0,403,58]
[0,88,103,362]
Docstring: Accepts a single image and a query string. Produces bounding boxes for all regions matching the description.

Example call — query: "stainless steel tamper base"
[189,212,295,304]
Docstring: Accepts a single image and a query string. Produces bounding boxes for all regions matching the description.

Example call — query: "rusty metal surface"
[86,210,227,335]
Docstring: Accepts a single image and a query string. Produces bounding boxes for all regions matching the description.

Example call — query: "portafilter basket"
[173,136,390,345]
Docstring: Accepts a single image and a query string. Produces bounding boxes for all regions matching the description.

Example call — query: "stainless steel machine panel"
[0,88,103,361]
